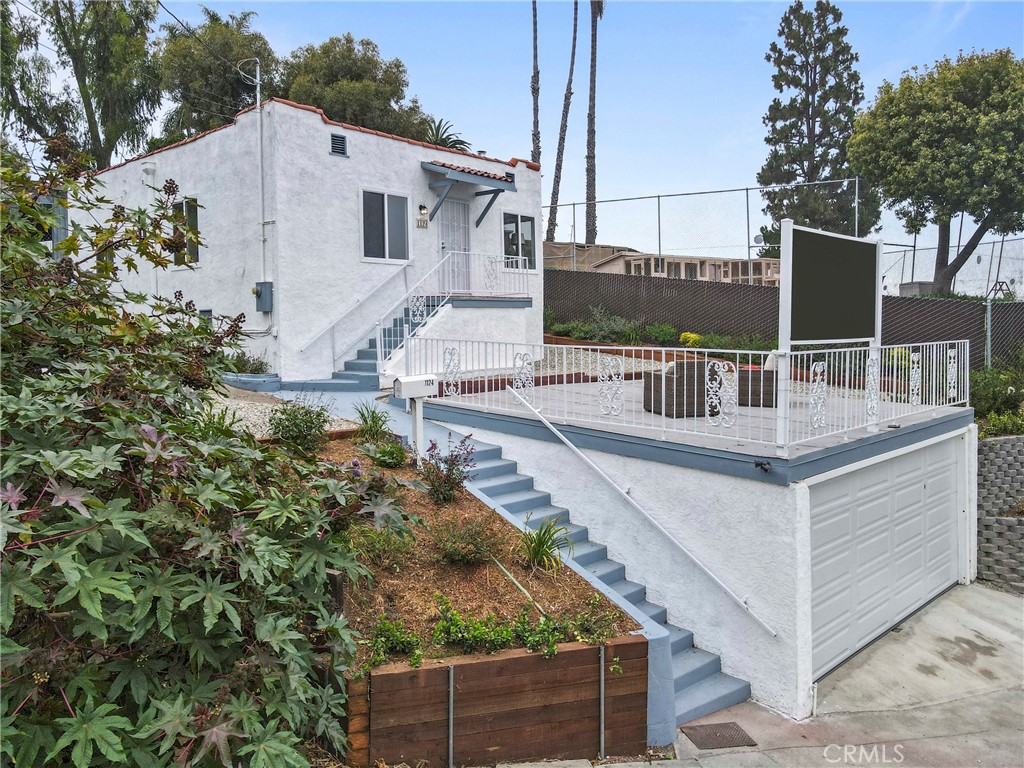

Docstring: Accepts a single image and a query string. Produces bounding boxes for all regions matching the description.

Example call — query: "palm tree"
[531,0,540,165]
[545,0,579,243]
[424,118,471,151]
[585,0,604,244]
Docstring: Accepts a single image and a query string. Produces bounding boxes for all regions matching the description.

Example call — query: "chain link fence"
[545,270,1024,370]
[882,237,1024,298]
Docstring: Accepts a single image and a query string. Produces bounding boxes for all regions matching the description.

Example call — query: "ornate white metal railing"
[375,251,530,372]
[403,337,970,452]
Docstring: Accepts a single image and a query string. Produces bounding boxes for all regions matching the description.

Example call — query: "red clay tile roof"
[98,98,541,175]
[426,160,512,182]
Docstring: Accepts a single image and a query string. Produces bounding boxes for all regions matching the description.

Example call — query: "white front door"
[809,437,962,679]
[439,199,470,292]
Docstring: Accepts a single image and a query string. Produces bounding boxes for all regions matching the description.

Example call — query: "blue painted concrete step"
[464,436,751,727]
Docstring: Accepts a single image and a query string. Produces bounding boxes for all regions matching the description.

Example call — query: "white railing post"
[775,219,794,456]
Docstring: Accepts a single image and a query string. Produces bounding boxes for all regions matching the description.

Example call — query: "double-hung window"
[172,197,199,265]
[502,213,535,269]
[363,191,409,261]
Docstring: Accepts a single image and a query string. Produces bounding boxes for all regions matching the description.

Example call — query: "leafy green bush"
[979,409,1024,439]
[353,399,393,444]
[679,331,703,348]
[268,393,332,452]
[0,141,416,766]
[430,515,498,565]
[422,434,476,504]
[349,524,415,569]
[695,332,777,352]
[970,346,1023,418]
[521,516,572,572]
[586,306,633,343]
[358,437,408,468]
[227,349,271,374]
[645,322,678,346]
[543,305,556,332]
[365,615,422,669]
[433,596,514,654]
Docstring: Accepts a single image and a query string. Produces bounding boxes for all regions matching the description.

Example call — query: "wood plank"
[605,691,649,716]
[369,682,448,714]
[347,730,369,751]
[604,635,648,659]
[346,713,368,734]
[604,723,648,755]
[369,664,448,694]
[454,663,596,696]
[370,717,448,747]
[371,735,448,765]
[602,673,648,697]
[455,697,600,736]
[457,718,600,763]
[454,679,599,717]
[346,747,369,768]
[455,645,600,681]
[371,698,448,729]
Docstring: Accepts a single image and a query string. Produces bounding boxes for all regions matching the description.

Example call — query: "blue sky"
[161,1,1022,266]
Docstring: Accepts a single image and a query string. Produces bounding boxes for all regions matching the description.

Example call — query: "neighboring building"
[593,251,781,287]
[88,98,543,384]
[543,241,638,271]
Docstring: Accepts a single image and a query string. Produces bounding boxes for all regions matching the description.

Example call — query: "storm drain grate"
[679,721,757,750]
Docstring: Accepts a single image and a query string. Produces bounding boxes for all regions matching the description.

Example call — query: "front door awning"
[421,160,517,227]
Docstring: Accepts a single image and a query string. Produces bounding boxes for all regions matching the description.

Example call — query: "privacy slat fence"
[344,635,648,766]
[545,270,1024,370]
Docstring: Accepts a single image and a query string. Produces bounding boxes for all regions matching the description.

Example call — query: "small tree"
[756,0,880,250]
[850,50,1024,295]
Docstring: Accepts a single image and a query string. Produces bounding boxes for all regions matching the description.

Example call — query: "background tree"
[424,117,470,151]
[545,0,579,243]
[584,0,604,245]
[157,7,280,144]
[0,0,160,167]
[850,49,1024,296]
[284,34,430,140]
[756,0,879,253]
[531,0,540,166]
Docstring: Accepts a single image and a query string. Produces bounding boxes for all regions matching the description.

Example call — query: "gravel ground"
[211,386,356,438]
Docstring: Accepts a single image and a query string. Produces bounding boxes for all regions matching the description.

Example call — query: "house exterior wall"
[87,110,280,366]
[442,423,815,719]
[83,100,543,381]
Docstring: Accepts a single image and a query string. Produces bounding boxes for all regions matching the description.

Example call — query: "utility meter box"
[394,374,437,399]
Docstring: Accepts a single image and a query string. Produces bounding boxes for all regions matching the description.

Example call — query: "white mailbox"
[393,374,437,400]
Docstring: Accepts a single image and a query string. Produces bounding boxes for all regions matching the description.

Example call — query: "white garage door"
[810,437,962,679]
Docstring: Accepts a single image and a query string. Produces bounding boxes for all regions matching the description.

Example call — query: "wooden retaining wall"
[345,635,648,766]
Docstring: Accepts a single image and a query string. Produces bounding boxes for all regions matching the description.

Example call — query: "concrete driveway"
[670,582,1023,767]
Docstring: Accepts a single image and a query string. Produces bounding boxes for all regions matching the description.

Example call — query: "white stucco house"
[91,98,543,386]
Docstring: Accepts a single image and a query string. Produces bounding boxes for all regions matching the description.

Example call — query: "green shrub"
[227,349,271,374]
[366,615,422,668]
[433,596,514,654]
[359,437,408,468]
[422,434,476,504]
[350,524,415,569]
[623,320,643,346]
[430,515,497,565]
[679,331,703,348]
[0,140,403,765]
[645,322,678,346]
[521,516,572,572]
[268,393,332,452]
[353,399,393,444]
[543,305,556,332]
[586,306,633,343]
[979,410,1024,438]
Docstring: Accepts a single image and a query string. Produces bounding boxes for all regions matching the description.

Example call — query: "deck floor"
[435,379,964,458]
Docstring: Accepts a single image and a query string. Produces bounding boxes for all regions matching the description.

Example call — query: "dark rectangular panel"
[363,191,385,259]
[387,195,408,260]
[791,228,876,342]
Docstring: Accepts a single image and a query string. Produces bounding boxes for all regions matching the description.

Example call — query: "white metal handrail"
[506,386,778,637]
[404,337,970,450]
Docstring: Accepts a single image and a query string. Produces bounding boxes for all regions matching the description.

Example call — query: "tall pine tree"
[756,0,879,250]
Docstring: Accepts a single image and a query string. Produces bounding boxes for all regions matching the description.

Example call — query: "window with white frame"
[654,257,665,272]
[502,213,535,269]
[668,262,681,279]
[172,197,199,265]
[363,191,409,260]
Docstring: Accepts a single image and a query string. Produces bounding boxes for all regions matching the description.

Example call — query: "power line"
[156,0,249,81]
